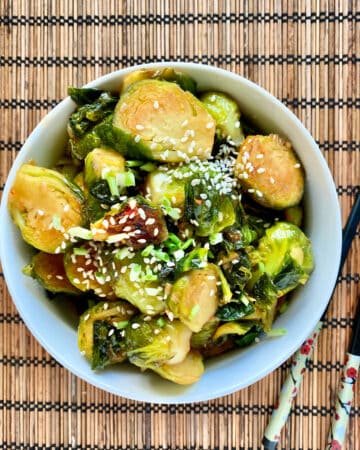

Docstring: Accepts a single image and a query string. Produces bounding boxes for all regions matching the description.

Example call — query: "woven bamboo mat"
[0,1,359,449]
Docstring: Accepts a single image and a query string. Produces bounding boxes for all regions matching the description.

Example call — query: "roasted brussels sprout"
[64,242,117,299]
[23,252,80,295]
[125,316,192,369]
[113,79,215,162]
[200,91,244,145]
[248,222,314,330]
[121,67,197,95]
[78,300,136,369]
[145,169,186,210]
[167,264,220,332]
[84,147,126,187]
[91,197,168,247]
[235,134,305,209]
[8,164,85,253]
[152,350,204,385]
[112,252,166,315]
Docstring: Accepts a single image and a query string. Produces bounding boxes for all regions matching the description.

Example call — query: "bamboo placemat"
[0,1,359,449]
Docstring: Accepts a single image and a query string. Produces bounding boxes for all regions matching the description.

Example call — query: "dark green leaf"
[68,87,107,105]
[235,324,263,347]
[92,320,126,370]
[216,301,255,321]
[272,259,304,292]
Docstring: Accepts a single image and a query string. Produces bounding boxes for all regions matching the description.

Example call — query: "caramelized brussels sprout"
[78,300,136,369]
[200,91,244,145]
[112,251,166,315]
[235,134,305,209]
[91,197,168,247]
[113,80,215,162]
[8,164,84,253]
[23,252,80,295]
[64,242,117,300]
[167,264,220,332]
[125,316,192,369]
[121,67,197,94]
[145,169,186,209]
[152,350,204,385]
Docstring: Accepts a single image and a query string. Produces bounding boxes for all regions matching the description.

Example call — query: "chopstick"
[326,297,360,449]
[262,194,360,450]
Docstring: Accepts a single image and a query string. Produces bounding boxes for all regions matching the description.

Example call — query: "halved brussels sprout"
[152,350,204,385]
[78,300,136,369]
[121,67,197,95]
[235,134,305,209]
[125,316,192,369]
[23,252,80,295]
[167,264,220,332]
[112,252,166,315]
[145,169,186,209]
[64,242,117,300]
[91,197,168,248]
[200,91,244,145]
[84,147,126,187]
[113,79,215,163]
[8,164,85,253]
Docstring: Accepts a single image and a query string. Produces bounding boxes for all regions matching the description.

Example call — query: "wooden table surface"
[0,1,359,449]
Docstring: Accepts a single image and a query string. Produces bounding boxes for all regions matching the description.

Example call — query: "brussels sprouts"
[125,316,192,369]
[167,264,220,332]
[248,222,314,330]
[113,79,215,163]
[200,91,244,145]
[235,134,305,209]
[78,300,136,369]
[184,180,236,236]
[145,169,186,210]
[8,164,85,253]
[152,350,204,385]
[23,252,80,295]
[64,242,117,299]
[84,147,126,188]
[91,197,168,248]
[121,67,197,95]
[283,205,303,227]
[112,252,166,315]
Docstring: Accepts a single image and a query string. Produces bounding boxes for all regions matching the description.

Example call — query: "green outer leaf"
[215,301,255,321]
[68,87,108,105]
[234,324,263,348]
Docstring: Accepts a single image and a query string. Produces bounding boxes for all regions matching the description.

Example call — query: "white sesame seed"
[154,329,160,335]
[138,208,146,220]
[131,323,140,329]
[135,124,144,130]
[134,135,141,143]
[206,122,214,129]
[248,188,255,193]
[129,199,137,209]
[210,289,215,296]
[153,101,159,109]
[63,204,70,212]
[145,218,155,225]
[120,266,127,273]
[181,119,189,127]
[294,163,301,168]
[103,303,109,310]
[256,190,263,198]
[270,177,275,184]
[150,142,157,150]
[256,154,264,159]
[138,239,147,244]
[37,209,44,216]
[153,228,159,237]
[235,121,241,128]
[108,329,115,337]
[257,168,266,174]
[55,275,64,280]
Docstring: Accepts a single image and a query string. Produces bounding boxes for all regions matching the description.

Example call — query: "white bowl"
[0,63,342,403]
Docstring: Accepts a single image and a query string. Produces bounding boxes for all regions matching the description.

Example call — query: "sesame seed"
[102,219,109,229]
[235,121,241,128]
[131,323,140,329]
[145,218,155,225]
[154,329,160,335]
[206,122,214,129]
[80,350,86,355]
[256,154,264,159]
[294,163,301,168]
[103,303,109,310]
[138,239,147,244]
[84,313,90,321]
[181,119,189,127]
[180,135,189,143]
[135,124,144,130]
[63,204,70,212]
[108,329,115,337]
[210,95,216,101]
[120,266,127,273]
[134,135,141,143]
[153,101,159,109]
[256,190,263,198]
[270,177,275,184]
[248,188,255,193]
[153,228,159,236]
[55,275,64,280]
[150,142,157,150]
[37,209,44,216]
[129,199,137,209]
[257,168,266,174]
[138,208,146,220]
[210,289,215,296]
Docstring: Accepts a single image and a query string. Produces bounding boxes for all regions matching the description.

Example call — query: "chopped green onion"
[140,162,157,172]
[141,244,155,257]
[126,160,143,167]
[161,198,181,221]
[73,247,89,256]
[141,267,158,281]
[189,304,200,320]
[116,320,129,330]
[104,174,119,197]
[180,238,194,250]
[68,226,92,240]
[279,300,290,314]
[52,215,62,230]
[129,263,142,282]
[115,247,132,260]
[152,249,170,262]
[267,328,287,337]
[156,317,166,328]
[209,233,223,245]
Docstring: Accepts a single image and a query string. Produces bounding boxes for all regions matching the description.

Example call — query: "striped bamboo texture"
[0,1,359,449]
